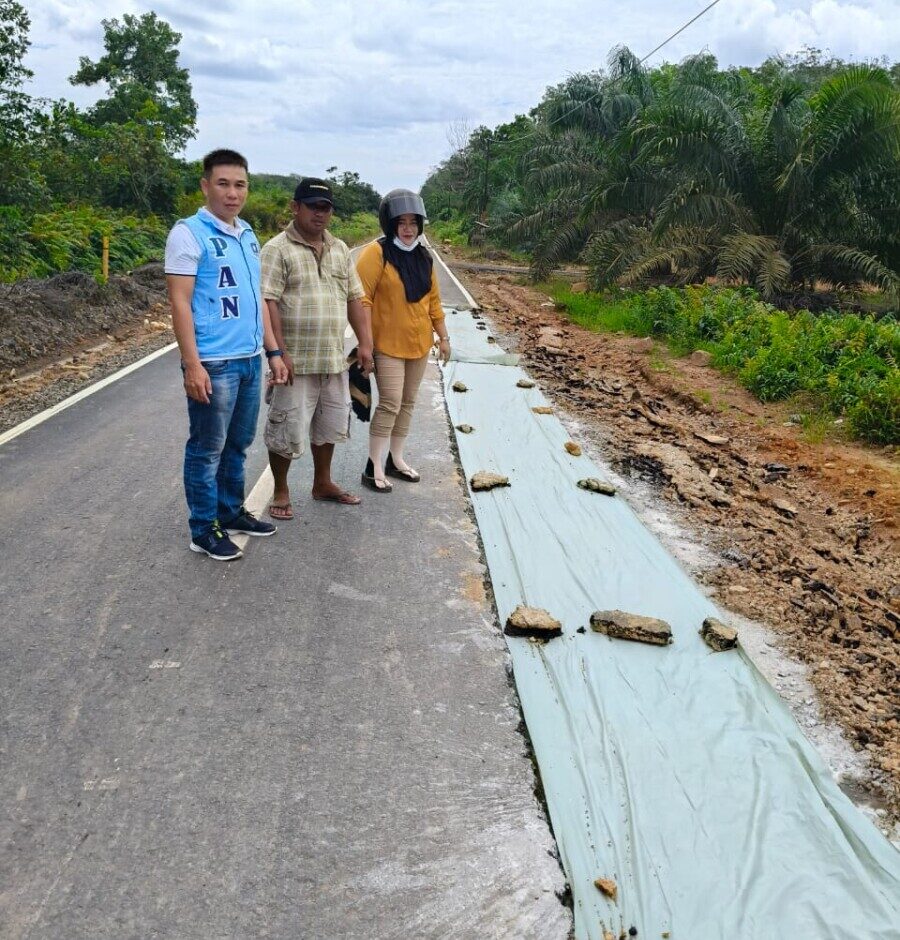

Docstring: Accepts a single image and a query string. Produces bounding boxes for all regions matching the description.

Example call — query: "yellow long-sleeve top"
[355,240,445,359]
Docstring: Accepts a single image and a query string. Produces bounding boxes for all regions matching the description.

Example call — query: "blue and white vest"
[180,210,263,360]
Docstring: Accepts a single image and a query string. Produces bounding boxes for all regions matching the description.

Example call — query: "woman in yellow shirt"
[355,190,450,492]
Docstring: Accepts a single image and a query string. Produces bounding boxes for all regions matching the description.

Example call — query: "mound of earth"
[0,264,167,374]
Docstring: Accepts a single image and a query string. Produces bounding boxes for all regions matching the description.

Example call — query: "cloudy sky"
[24,1,900,195]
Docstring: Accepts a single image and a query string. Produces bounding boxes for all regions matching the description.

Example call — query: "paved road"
[0,253,570,939]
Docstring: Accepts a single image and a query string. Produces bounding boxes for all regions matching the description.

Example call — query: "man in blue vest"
[166,149,288,561]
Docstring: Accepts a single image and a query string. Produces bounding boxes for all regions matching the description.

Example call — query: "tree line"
[0,3,380,280]
[422,47,900,305]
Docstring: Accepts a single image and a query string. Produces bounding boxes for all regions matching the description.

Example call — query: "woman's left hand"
[438,338,451,364]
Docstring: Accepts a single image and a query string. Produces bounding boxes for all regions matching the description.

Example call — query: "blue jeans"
[183,356,262,539]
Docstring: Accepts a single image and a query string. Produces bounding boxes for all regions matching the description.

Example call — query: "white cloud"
[21,0,900,194]
[706,0,900,66]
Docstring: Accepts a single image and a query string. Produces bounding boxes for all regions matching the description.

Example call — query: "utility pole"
[480,133,492,217]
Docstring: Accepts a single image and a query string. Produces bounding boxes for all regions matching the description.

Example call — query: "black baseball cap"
[293,178,334,205]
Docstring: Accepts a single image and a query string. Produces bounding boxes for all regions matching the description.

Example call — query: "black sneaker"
[190,522,244,561]
[223,509,277,537]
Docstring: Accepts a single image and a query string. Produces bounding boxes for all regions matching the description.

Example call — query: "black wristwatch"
[265,348,283,359]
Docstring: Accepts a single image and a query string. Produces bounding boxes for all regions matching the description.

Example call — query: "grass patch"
[648,348,671,372]
[800,412,834,445]
[329,212,381,246]
[427,217,469,246]
[549,284,900,446]
[548,286,650,335]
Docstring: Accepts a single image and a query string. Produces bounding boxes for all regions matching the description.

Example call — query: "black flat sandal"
[385,452,420,483]
[361,459,392,492]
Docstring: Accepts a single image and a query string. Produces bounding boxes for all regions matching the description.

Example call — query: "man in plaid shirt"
[261,178,374,518]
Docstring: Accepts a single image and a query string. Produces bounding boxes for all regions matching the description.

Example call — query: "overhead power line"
[640,0,725,66]
[488,0,727,147]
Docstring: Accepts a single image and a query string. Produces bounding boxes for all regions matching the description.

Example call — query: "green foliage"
[70,12,196,151]
[421,115,536,230]
[550,284,900,444]
[846,372,900,444]
[0,9,196,216]
[242,169,381,217]
[423,46,900,305]
[0,9,383,283]
[0,0,30,88]
[0,0,40,205]
[325,168,381,216]
[328,213,381,246]
[0,206,167,281]
[427,216,469,246]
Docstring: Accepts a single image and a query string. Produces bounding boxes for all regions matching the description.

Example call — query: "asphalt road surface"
[0,253,570,939]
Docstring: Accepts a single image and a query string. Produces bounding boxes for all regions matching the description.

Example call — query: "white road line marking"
[82,777,120,791]
[349,235,478,309]
[0,342,179,448]
[148,660,181,670]
[426,241,480,310]
[230,465,274,550]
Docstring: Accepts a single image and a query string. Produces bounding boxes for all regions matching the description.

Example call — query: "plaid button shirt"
[260,224,364,374]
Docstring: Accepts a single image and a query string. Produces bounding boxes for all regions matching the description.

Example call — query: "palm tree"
[508,50,900,302]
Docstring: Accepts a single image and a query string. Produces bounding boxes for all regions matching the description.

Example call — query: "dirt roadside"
[441,250,900,825]
[0,265,174,434]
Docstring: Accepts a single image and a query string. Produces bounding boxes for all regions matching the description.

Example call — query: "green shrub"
[329,212,381,246]
[549,283,900,445]
[846,372,900,444]
[427,217,469,246]
[0,205,167,281]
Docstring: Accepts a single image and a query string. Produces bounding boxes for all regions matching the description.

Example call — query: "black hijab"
[380,221,433,303]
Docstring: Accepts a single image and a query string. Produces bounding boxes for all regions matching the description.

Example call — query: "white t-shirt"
[164,208,245,275]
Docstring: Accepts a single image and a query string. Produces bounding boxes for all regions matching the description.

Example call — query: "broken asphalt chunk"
[577,478,616,496]
[700,617,738,651]
[455,424,474,434]
[590,610,673,646]
[451,381,468,392]
[504,604,563,639]
[470,471,510,491]
[594,877,617,901]
[516,378,535,388]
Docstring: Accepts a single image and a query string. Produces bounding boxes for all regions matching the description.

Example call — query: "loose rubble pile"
[460,267,900,814]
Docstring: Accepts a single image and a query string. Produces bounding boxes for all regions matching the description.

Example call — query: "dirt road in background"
[444,253,899,820]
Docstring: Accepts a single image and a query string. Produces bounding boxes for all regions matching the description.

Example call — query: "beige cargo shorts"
[264,372,351,459]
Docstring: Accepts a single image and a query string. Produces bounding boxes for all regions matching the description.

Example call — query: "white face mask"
[393,235,420,252]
